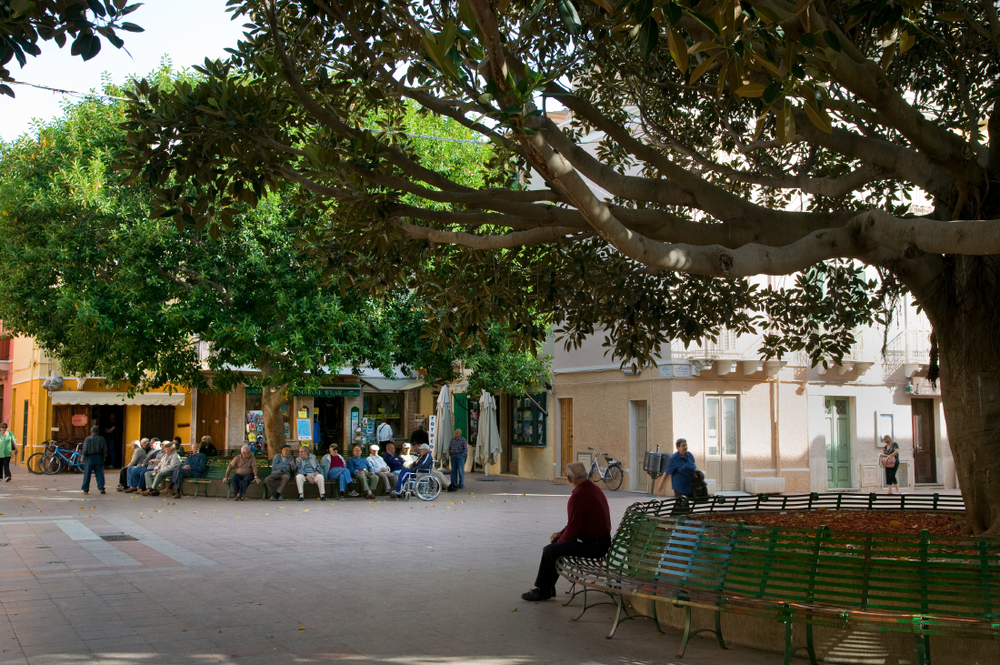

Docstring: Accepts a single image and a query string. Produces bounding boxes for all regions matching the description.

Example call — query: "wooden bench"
[558,502,1000,665]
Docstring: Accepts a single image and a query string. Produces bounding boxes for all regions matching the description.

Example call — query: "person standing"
[447,428,468,492]
[882,435,900,494]
[665,438,697,498]
[410,424,429,447]
[81,426,108,495]
[375,419,394,450]
[103,412,120,469]
[0,423,17,482]
[521,461,611,601]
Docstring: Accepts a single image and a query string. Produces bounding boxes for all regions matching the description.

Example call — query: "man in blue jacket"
[168,442,207,498]
[665,438,697,498]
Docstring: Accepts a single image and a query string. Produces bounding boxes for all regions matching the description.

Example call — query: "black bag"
[692,469,708,499]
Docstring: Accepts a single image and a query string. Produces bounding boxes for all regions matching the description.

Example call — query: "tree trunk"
[918,256,1000,535]
[258,358,287,458]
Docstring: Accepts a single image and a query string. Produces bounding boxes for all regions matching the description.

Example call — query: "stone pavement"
[0,470,794,665]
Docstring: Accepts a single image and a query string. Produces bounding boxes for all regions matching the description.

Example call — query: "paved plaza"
[1,470,789,665]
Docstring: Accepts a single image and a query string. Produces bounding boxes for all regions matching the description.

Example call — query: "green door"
[454,393,469,439]
[825,397,851,488]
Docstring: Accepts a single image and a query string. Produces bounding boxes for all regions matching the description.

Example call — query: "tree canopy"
[115,1,1000,531]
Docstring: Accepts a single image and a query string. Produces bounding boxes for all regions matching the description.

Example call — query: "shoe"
[347,490,360,497]
[140,490,150,496]
[521,587,555,601]
[338,495,346,501]
[458,485,464,489]
[116,487,125,492]
[270,494,279,501]
[366,494,375,500]
[149,490,160,496]
[320,496,326,501]
[447,486,457,492]
[298,495,305,502]
[389,491,399,499]
[5,476,10,482]
[100,490,106,494]
[83,491,90,495]
[124,488,135,493]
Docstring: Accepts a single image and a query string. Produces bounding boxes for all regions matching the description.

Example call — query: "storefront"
[241,383,362,454]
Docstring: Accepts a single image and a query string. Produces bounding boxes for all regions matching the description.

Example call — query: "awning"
[49,391,186,406]
[361,377,425,392]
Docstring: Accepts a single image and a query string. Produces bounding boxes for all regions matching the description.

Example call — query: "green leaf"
[688,51,721,85]
[734,83,767,97]
[71,34,102,61]
[664,1,682,24]
[11,0,34,17]
[120,22,144,32]
[634,0,652,23]
[637,17,658,59]
[557,0,582,36]
[937,11,966,22]
[666,29,687,73]
[822,30,841,52]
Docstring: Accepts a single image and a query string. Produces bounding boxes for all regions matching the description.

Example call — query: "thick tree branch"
[858,211,1000,257]
[393,219,587,249]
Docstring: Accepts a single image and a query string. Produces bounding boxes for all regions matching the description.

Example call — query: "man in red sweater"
[522,461,611,601]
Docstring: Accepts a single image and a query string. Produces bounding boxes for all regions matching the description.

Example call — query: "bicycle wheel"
[588,465,599,483]
[26,453,48,474]
[415,475,441,501]
[603,465,623,491]
[43,455,64,475]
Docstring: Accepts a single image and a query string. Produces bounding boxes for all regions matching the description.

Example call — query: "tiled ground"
[0,469,788,665]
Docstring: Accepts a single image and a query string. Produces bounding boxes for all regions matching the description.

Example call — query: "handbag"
[880,453,897,468]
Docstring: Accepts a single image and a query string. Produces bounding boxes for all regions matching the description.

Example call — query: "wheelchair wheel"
[415,475,441,501]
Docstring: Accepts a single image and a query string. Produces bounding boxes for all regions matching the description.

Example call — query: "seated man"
[117,439,148,491]
[167,442,207,498]
[265,445,295,501]
[293,446,326,501]
[521,461,611,602]
[142,441,181,496]
[346,445,378,499]
[321,445,352,499]
[366,443,397,495]
[222,444,260,501]
[400,442,417,468]
[199,435,218,457]
[382,442,405,475]
[126,440,160,492]
[391,443,434,497]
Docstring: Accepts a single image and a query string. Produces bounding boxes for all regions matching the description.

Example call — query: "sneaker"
[269,494,279,501]
[298,495,305,502]
[320,496,326,501]
[347,490,360,497]
[149,490,160,496]
[446,486,457,492]
[338,495,346,501]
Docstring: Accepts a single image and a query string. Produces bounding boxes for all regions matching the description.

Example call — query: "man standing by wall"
[81,426,108,495]
[375,418,394,450]
[447,428,468,492]
[521,461,611,601]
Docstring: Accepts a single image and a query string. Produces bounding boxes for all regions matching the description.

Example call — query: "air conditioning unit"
[881,461,910,488]
[744,477,786,494]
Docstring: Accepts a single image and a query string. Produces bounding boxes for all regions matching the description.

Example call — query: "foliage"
[0,0,143,97]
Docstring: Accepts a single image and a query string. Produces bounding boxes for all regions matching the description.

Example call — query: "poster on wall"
[296,419,312,441]
[350,407,360,442]
[428,414,437,451]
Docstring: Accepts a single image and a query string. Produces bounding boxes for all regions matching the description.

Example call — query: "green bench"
[558,502,1000,665]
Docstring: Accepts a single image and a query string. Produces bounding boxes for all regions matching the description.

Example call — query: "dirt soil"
[702,509,967,537]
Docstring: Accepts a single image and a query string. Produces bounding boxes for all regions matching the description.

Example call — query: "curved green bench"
[558,499,999,665]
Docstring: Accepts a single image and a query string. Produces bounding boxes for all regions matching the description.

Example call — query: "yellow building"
[9,336,192,468]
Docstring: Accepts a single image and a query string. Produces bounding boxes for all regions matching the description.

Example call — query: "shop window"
[511,393,546,447]
[363,393,402,425]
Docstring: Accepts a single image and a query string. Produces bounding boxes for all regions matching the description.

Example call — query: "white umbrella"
[433,385,453,466]
[475,391,502,476]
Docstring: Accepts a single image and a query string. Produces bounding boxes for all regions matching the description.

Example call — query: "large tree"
[119,0,1000,532]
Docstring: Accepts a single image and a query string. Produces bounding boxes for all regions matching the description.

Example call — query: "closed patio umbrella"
[433,384,453,466]
[475,391,502,476]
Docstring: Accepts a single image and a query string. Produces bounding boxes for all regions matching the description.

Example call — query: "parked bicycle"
[29,440,85,474]
[586,447,623,490]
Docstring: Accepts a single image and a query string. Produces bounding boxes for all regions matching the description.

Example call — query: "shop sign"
[245,386,361,397]
[71,414,88,427]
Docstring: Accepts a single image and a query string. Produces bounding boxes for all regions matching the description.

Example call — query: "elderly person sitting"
[322,445,352,499]
[346,445,378,499]
[117,439,148,491]
[265,445,295,501]
[142,441,180,496]
[223,445,260,501]
[167,442,207,498]
[367,443,398,495]
[390,443,434,498]
[294,446,326,501]
[126,440,160,492]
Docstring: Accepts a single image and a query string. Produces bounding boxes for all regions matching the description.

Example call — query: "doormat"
[475,477,502,482]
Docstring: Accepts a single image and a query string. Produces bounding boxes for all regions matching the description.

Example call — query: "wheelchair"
[400,468,442,501]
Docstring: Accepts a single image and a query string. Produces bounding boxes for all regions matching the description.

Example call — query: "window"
[363,393,402,424]
[510,393,546,447]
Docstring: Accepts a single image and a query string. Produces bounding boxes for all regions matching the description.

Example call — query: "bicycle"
[586,447,623,490]
[41,441,85,474]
